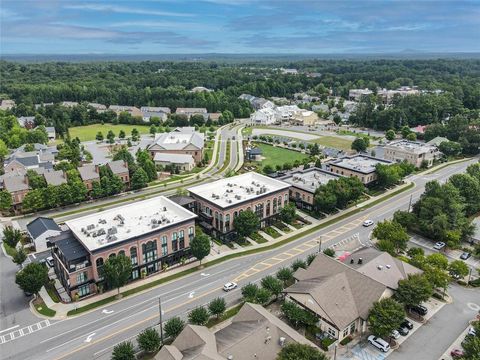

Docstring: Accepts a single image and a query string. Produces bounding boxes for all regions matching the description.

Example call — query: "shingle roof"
[107,160,128,175]
[77,164,99,181]
[44,170,67,186]
[3,175,29,192]
[153,153,195,164]
[148,131,204,151]
[8,155,39,167]
[285,254,387,330]
[26,217,61,239]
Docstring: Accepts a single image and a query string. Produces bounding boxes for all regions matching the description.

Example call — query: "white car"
[468,327,477,336]
[368,335,391,352]
[390,330,400,339]
[433,241,446,250]
[46,256,54,267]
[363,220,374,227]
[223,282,237,292]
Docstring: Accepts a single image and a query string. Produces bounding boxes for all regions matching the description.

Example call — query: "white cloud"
[64,3,195,17]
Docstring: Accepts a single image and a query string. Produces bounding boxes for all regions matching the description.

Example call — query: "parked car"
[450,271,461,280]
[433,241,446,250]
[401,319,414,330]
[390,330,400,339]
[397,326,409,336]
[46,256,54,267]
[450,349,464,358]
[460,252,471,260]
[468,327,477,336]
[363,220,374,227]
[367,335,390,352]
[223,282,237,291]
[408,304,428,316]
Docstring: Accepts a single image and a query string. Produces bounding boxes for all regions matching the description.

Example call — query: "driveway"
[388,284,480,360]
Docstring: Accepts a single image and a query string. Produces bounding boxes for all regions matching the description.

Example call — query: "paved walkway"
[41,181,412,319]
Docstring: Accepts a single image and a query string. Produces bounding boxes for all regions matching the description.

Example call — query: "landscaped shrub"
[340,336,353,346]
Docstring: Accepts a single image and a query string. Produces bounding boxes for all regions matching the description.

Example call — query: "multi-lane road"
[1,153,477,359]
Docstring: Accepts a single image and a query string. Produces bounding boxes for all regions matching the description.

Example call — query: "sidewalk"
[40,181,413,319]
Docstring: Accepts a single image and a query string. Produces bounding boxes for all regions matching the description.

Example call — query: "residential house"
[250,108,276,125]
[61,101,78,108]
[156,302,316,360]
[26,217,62,252]
[348,89,374,102]
[107,160,130,187]
[108,105,143,118]
[88,103,107,112]
[147,128,204,165]
[274,105,300,122]
[384,140,440,168]
[44,170,67,186]
[1,174,30,208]
[42,126,56,140]
[0,99,15,110]
[187,172,291,242]
[252,98,275,110]
[140,106,170,122]
[426,136,449,147]
[208,112,222,122]
[175,107,208,120]
[17,116,35,129]
[292,110,319,126]
[50,196,197,299]
[326,155,393,185]
[153,153,195,172]
[191,86,213,93]
[77,164,100,191]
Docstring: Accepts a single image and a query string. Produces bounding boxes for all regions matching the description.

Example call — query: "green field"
[254,143,308,168]
[312,136,353,151]
[69,124,151,142]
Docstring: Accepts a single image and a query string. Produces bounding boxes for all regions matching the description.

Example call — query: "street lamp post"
[159,297,164,344]
[467,268,473,287]
[318,236,322,253]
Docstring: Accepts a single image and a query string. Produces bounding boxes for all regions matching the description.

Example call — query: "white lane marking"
[0,320,51,344]
[0,325,19,334]
[200,273,210,277]
[102,309,114,314]
[84,333,96,343]
[467,302,480,312]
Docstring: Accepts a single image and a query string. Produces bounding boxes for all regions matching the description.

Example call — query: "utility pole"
[318,236,322,253]
[407,194,413,212]
[159,297,164,344]
[467,268,473,287]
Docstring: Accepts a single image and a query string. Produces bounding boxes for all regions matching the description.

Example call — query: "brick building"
[327,155,392,185]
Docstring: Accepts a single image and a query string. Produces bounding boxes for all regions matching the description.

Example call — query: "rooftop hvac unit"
[279,337,286,346]
[87,224,95,230]
[151,223,159,229]
[99,219,106,224]
[163,207,167,211]
[107,227,117,235]
[227,356,233,360]
[377,265,383,270]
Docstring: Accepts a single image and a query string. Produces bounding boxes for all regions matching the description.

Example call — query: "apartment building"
[175,107,208,120]
[384,140,439,168]
[280,168,341,210]
[327,155,393,185]
[188,172,291,242]
[51,196,197,299]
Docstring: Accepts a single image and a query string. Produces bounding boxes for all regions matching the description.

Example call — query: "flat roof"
[330,155,392,174]
[187,172,290,208]
[385,140,437,153]
[65,196,196,252]
[281,168,341,193]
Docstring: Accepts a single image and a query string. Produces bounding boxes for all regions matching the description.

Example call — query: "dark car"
[401,319,414,330]
[398,326,409,336]
[460,252,471,260]
[408,304,428,316]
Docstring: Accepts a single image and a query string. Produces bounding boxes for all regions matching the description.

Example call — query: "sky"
[1,0,479,55]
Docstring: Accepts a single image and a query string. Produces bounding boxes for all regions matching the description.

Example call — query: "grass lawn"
[3,243,16,257]
[311,136,353,151]
[34,297,56,317]
[263,226,281,239]
[249,232,268,244]
[254,143,308,169]
[69,124,151,142]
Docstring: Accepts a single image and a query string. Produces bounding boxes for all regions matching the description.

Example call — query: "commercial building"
[175,107,208,120]
[327,155,392,185]
[384,140,440,168]
[147,128,204,165]
[153,153,195,172]
[284,249,421,341]
[156,303,316,360]
[280,168,341,210]
[51,196,197,299]
[348,88,373,101]
[188,172,291,242]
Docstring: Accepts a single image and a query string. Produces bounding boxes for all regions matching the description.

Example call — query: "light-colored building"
[108,105,143,118]
[327,155,393,185]
[156,302,316,360]
[384,140,440,168]
[0,99,15,110]
[377,86,420,104]
[61,101,78,108]
[175,107,208,120]
[188,172,291,242]
[154,153,195,172]
[147,128,204,165]
[292,110,319,126]
[45,127,56,140]
[280,168,341,210]
[140,106,170,122]
[88,103,107,112]
[51,196,197,299]
[191,86,213,93]
[250,108,276,125]
[284,249,421,341]
[348,89,373,101]
[274,105,300,122]
[252,98,275,110]
[26,217,62,252]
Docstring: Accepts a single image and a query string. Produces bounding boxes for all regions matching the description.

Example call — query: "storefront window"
[142,241,157,263]
[161,236,168,256]
[130,247,138,266]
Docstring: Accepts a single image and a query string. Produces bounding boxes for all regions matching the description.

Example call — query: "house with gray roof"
[26,217,62,252]
[107,160,130,186]
[77,164,100,191]
[44,170,67,186]
[17,116,35,128]
[147,128,204,165]
[155,303,316,360]
[1,174,30,207]
[153,153,195,172]
[175,107,208,120]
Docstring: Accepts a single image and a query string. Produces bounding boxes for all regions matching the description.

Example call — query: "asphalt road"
[1,158,477,360]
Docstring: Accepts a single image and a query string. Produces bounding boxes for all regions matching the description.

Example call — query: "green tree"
[425,253,449,270]
[395,274,433,307]
[386,129,396,141]
[424,267,450,289]
[190,233,211,266]
[368,298,405,338]
[12,247,27,266]
[276,267,293,285]
[111,341,135,360]
[22,189,45,212]
[2,226,22,248]
[0,139,8,160]
[323,248,335,257]
[277,342,328,360]
[372,220,409,254]
[103,254,132,297]
[131,168,149,189]
[119,130,126,139]
[96,131,103,141]
[280,203,296,224]
[131,128,139,141]
[107,130,115,144]
[461,321,480,359]
[233,210,260,238]
[15,262,48,296]
[291,259,307,272]
[406,132,417,141]
[0,189,12,210]
[351,137,368,152]
[281,301,316,328]
[261,275,283,300]
[137,328,161,353]
[448,260,469,278]
[188,306,209,326]
[27,169,47,189]
[208,297,226,319]
[310,143,320,156]
[241,283,259,302]
[263,164,274,174]
[407,247,424,258]
[164,317,185,340]
[255,288,272,305]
